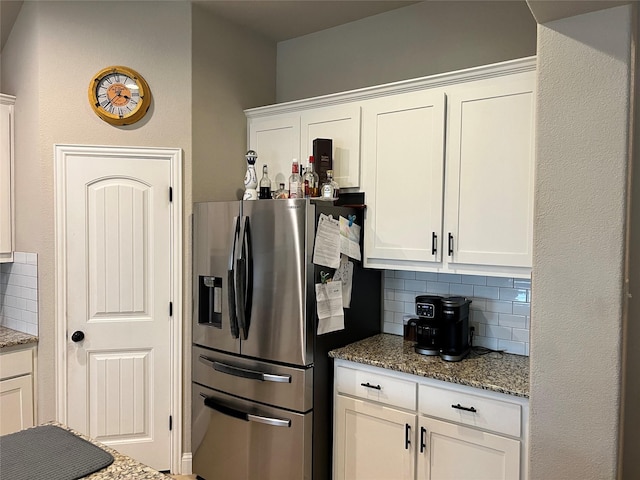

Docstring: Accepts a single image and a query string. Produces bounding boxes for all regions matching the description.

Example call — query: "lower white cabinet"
[333,360,528,480]
[417,416,520,480]
[334,395,415,480]
[0,345,36,435]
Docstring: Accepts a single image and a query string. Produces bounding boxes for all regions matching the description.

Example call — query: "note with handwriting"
[316,281,344,334]
[332,255,354,308]
[339,216,361,261]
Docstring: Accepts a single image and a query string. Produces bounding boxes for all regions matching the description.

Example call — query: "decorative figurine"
[243,150,258,200]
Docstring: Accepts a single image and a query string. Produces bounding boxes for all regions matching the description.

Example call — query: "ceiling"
[1,1,419,51]
[193,1,420,42]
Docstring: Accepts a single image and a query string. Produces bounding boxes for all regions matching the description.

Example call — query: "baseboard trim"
[181,452,193,475]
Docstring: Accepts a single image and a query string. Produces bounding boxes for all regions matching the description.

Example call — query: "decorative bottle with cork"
[288,159,302,198]
[243,150,258,200]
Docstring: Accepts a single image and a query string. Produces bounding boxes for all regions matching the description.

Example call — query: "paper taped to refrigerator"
[332,255,354,308]
[313,213,341,268]
[339,216,361,261]
[316,281,344,334]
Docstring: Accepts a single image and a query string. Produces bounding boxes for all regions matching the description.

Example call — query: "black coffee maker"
[412,295,444,356]
[410,295,472,361]
[439,296,472,362]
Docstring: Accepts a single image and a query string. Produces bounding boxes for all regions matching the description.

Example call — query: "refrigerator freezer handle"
[227,216,241,339]
[199,356,292,383]
[200,393,291,428]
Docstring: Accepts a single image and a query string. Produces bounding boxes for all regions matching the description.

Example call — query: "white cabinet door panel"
[334,394,415,480]
[301,104,361,188]
[0,98,14,261]
[362,91,446,266]
[417,416,520,480]
[445,73,535,268]
[249,114,301,188]
[0,374,34,435]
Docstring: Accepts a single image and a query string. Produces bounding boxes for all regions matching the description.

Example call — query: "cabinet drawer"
[0,348,33,380]
[336,366,416,410]
[419,384,521,437]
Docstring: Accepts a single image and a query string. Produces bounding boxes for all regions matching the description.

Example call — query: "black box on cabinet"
[313,138,333,185]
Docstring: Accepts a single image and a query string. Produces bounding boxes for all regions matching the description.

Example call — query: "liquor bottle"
[274,183,288,199]
[288,159,302,198]
[258,164,272,199]
[320,169,339,199]
[242,150,258,200]
[303,155,320,198]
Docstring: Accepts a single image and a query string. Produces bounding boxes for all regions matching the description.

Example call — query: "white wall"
[276,0,536,102]
[530,5,633,478]
[1,0,193,429]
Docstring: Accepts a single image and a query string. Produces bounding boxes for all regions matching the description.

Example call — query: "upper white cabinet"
[246,103,362,189]
[361,60,536,278]
[0,94,15,263]
[361,90,446,264]
[445,75,535,270]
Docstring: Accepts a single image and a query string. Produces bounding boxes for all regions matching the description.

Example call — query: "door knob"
[71,331,85,342]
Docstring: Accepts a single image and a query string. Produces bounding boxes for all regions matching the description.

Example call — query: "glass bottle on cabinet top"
[259,164,272,199]
[320,169,339,199]
[274,183,288,199]
[288,160,302,199]
[303,155,320,198]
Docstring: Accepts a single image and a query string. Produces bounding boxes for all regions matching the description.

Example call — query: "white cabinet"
[334,395,416,480]
[360,61,536,277]
[334,360,528,480]
[445,76,535,270]
[246,103,362,191]
[361,90,446,266]
[417,416,520,480]
[0,345,36,435]
[0,94,15,263]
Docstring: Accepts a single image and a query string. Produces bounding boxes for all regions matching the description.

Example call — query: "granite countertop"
[47,422,168,480]
[0,326,38,349]
[329,333,530,398]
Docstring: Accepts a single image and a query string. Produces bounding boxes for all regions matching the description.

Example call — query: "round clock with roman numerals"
[88,66,151,126]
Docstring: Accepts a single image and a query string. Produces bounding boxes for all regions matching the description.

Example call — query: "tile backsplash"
[0,252,39,335]
[383,271,531,355]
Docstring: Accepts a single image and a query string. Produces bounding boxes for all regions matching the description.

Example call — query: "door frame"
[54,144,183,473]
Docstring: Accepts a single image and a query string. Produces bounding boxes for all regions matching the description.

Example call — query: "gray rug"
[0,424,114,480]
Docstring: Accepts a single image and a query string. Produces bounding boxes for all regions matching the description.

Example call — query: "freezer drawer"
[193,345,313,412]
[192,383,313,480]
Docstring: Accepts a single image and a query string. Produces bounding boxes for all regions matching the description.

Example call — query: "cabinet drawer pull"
[360,382,382,390]
[405,423,411,450]
[451,403,477,413]
[431,232,437,255]
[420,426,427,453]
[448,233,454,256]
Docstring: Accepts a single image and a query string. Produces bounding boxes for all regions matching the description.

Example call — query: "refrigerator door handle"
[227,216,241,339]
[237,216,253,340]
[199,356,292,383]
[200,393,291,428]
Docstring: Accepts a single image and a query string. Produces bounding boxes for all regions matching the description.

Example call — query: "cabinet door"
[248,113,300,189]
[301,104,361,188]
[362,90,446,268]
[417,416,520,480]
[0,374,34,435]
[0,100,13,261]
[334,394,415,480]
[445,73,535,268]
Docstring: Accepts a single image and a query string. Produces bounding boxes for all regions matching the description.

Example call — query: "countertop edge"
[0,326,38,349]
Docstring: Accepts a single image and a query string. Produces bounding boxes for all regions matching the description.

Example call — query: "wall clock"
[88,66,151,126]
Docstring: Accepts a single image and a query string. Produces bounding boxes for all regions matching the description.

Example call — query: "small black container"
[439,296,472,362]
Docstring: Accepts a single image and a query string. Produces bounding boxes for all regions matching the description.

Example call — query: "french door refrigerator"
[192,198,381,480]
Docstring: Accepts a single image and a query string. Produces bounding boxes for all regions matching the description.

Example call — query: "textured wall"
[530,5,632,479]
[276,1,536,102]
[1,0,192,434]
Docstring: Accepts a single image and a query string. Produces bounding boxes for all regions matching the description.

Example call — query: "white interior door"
[55,145,181,471]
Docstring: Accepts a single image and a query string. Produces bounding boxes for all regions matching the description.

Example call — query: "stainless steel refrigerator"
[191,197,381,480]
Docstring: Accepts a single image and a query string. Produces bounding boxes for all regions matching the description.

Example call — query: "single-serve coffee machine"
[407,295,472,362]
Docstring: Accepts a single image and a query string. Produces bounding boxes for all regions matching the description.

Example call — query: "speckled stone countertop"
[0,325,38,349]
[44,422,168,479]
[329,334,530,398]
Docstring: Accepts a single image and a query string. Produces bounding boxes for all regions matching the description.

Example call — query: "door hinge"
[169,186,173,202]
[169,302,173,316]
[169,415,173,431]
